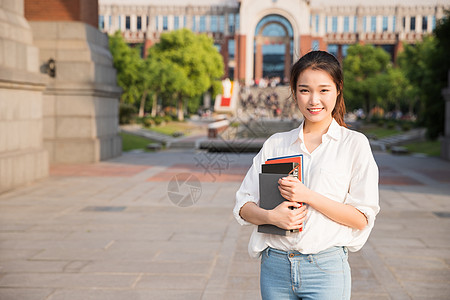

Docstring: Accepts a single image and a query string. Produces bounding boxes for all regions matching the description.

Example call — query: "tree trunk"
[151,93,158,117]
[138,90,148,118]
[177,95,184,121]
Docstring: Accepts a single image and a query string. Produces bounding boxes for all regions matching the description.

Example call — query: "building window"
[343,45,349,57]
[354,16,357,32]
[99,15,104,30]
[432,16,436,30]
[109,15,112,28]
[382,16,388,31]
[312,39,319,50]
[422,16,428,31]
[402,17,406,29]
[163,16,168,30]
[235,14,240,30]
[371,16,376,32]
[146,16,149,27]
[200,16,206,32]
[174,16,179,30]
[228,39,235,59]
[125,16,130,30]
[325,17,328,32]
[156,16,159,30]
[344,16,349,32]
[214,43,221,53]
[137,16,142,30]
[183,16,187,28]
[211,15,217,32]
[363,16,367,32]
[332,16,338,33]
[410,16,416,31]
[219,16,225,33]
[118,16,121,29]
[393,16,396,32]
[228,14,235,33]
[315,15,319,33]
[327,44,338,58]
[192,16,196,31]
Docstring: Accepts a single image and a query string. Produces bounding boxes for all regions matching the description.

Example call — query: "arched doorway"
[254,15,293,83]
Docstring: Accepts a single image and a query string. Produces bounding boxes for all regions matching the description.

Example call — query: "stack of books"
[258,154,304,236]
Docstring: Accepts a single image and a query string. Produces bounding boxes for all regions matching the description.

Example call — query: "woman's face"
[295,68,338,126]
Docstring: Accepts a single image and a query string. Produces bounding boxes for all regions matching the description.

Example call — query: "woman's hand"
[278,176,312,204]
[268,201,308,230]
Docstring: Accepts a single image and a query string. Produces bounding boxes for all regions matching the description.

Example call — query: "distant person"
[234,51,380,299]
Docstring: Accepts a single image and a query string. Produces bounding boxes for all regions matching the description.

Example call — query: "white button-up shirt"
[234,119,380,258]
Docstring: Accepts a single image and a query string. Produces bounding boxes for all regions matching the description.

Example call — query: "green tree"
[148,29,224,120]
[109,31,142,104]
[343,44,392,115]
[398,10,450,139]
[139,55,187,117]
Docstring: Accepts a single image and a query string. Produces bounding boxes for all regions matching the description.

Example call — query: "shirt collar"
[292,118,341,145]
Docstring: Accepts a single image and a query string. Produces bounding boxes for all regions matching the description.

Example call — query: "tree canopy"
[147,28,224,120]
[398,10,450,139]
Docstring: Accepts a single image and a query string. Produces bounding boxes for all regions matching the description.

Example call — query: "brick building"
[99,0,449,85]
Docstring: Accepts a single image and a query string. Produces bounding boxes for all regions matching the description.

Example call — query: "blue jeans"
[260,246,351,300]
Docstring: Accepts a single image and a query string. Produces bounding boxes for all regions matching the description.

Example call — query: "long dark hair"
[289,51,347,127]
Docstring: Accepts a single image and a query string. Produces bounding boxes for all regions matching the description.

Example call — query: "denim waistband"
[266,246,347,259]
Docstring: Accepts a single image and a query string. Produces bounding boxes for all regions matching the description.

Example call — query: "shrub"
[119,103,136,124]
[163,115,172,123]
[154,116,164,126]
[143,117,155,128]
[386,121,396,129]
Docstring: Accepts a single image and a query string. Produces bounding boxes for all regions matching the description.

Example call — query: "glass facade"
[174,16,179,30]
[211,15,218,32]
[344,16,349,32]
[125,16,130,30]
[332,16,338,33]
[382,16,388,31]
[410,16,416,31]
[200,16,206,32]
[315,14,319,33]
[422,16,428,31]
[228,39,235,59]
[137,16,142,30]
[219,15,225,33]
[163,16,168,30]
[371,16,376,32]
[99,15,104,30]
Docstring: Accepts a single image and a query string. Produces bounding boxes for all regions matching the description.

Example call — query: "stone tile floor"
[0,150,449,299]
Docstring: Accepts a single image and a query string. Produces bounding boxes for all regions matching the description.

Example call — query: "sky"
[99,0,450,7]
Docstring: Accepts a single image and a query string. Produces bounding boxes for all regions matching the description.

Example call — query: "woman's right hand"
[268,201,308,230]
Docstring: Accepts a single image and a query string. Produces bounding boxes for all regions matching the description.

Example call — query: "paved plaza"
[0,149,449,300]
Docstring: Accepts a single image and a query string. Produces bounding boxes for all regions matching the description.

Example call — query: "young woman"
[234,51,379,300]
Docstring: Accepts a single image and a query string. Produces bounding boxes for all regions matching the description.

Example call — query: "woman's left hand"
[278,176,312,204]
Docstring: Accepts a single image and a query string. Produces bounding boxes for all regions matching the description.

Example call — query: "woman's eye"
[321,89,329,93]
[299,89,309,93]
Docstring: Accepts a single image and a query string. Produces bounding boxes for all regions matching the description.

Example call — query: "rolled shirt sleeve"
[344,140,380,251]
[233,150,263,226]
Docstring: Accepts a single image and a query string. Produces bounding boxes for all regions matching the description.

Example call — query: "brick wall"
[25,0,98,28]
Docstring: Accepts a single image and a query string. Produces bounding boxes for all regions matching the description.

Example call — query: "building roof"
[99,0,449,6]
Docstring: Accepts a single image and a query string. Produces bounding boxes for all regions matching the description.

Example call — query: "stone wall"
[30,21,122,163]
[0,0,48,193]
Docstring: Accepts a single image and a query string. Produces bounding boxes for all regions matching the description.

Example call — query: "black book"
[258,162,300,236]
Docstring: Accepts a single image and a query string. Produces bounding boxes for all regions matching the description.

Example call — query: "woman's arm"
[278,177,367,230]
[240,201,308,230]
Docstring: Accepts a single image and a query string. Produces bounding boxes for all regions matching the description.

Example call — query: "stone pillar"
[30,21,122,163]
[284,41,291,81]
[0,0,48,194]
[254,39,263,81]
[442,71,450,161]
[235,34,246,82]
